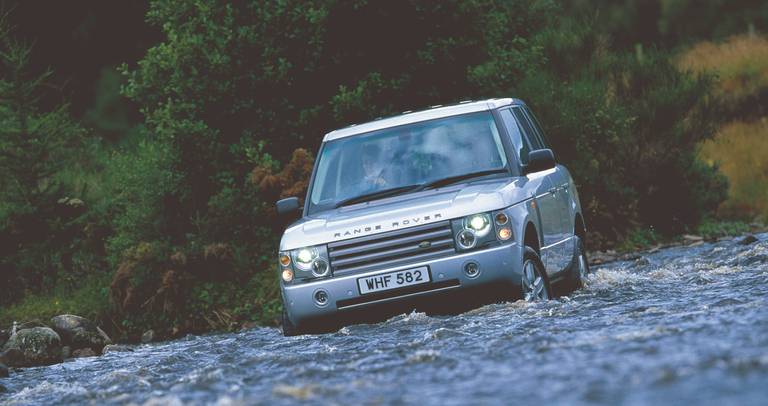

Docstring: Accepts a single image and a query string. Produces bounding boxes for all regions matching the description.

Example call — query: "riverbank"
[589,219,767,264]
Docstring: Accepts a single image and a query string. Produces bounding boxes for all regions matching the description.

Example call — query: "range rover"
[275,99,589,336]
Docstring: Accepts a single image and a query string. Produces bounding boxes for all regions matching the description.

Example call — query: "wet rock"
[646,245,662,254]
[738,235,758,245]
[0,362,8,378]
[96,326,113,344]
[620,253,642,261]
[102,344,134,354]
[0,330,8,348]
[683,234,703,242]
[72,348,97,358]
[0,348,24,366]
[241,321,258,330]
[141,329,156,344]
[633,257,651,267]
[50,315,109,353]
[589,251,617,265]
[1,327,62,367]
[61,346,71,359]
[0,383,6,392]
[17,320,47,331]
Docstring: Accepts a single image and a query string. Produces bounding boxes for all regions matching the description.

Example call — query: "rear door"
[499,108,560,274]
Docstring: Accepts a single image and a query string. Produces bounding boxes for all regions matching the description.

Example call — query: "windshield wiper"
[420,168,508,190]
[334,184,425,208]
[332,169,508,209]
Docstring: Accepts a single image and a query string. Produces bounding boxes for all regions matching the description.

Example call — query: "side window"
[499,109,531,164]
[522,106,550,149]
[512,108,544,151]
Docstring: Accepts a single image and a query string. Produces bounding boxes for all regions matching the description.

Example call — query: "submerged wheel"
[521,246,551,302]
[575,237,589,285]
[281,308,300,337]
[556,236,590,295]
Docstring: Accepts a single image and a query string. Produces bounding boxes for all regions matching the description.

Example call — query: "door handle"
[549,187,557,194]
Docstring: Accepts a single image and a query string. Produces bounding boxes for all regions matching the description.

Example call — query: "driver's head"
[361,143,382,176]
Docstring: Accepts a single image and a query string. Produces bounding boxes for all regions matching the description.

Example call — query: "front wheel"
[556,236,590,296]
[521,246,551,302]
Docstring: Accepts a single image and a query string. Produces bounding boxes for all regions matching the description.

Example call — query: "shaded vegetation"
[1,0,767,340]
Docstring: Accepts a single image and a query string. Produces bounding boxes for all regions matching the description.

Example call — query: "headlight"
[452,211,513,251]
[281,245,331,281]
[294,247,319,270]
[456,229,477,249]
[464,213,492,237]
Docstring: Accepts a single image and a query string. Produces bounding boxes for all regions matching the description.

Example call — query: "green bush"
[98,0,730,337]
[471,10,727,246]
[1,1,740,338]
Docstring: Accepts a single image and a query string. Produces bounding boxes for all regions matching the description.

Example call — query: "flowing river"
[1,233,767,405]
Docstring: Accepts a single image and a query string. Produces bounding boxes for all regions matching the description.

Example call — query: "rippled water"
[2,234,768,405]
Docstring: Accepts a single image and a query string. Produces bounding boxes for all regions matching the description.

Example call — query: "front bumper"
[281,242,523,327]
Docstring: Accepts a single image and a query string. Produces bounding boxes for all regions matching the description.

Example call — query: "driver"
[361,143,388,188]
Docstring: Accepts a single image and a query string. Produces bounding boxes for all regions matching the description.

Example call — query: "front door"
[521,106,574,272]
[499,108,562,273]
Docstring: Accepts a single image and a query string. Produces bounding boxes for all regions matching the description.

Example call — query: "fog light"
[279,254,291,267]
[464,261,480,278]
[312,258,329,277]
[281,269,294,282]
[457,229,477,249]
[314,289,329,306]
[498,227,512,241]
[495,213,508,225]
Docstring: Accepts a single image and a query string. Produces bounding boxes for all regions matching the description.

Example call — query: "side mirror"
[525,149,556,174]
[276,197,301,216]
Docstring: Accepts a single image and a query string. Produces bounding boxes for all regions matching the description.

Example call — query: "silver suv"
[275,98,588,336]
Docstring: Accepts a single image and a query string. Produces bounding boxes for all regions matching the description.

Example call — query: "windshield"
[307,111,508,214]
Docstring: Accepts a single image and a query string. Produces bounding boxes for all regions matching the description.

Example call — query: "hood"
[279,177,529,251]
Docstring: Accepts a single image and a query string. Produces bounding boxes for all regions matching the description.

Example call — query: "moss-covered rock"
[50,315,110,353]
[1,327,62,367]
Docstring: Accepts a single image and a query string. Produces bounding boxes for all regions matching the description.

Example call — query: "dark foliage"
[4,0,759,338]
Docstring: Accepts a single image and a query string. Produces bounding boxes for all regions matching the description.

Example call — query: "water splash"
[1,234,767,405]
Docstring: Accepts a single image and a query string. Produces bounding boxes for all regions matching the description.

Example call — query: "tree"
[0,17,87,304]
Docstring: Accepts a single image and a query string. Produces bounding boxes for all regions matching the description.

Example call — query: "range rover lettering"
[275,98,589,336]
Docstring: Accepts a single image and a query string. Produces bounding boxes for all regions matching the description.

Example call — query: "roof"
[323,98,522,142]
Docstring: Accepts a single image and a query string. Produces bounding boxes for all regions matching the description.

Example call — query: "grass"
[615,227,663,252]
[0,272,113,331]
[678,34,768,222]
[699,119,768,221]
[613,218,755,254]
[696,217,752,240]
[677,34,768,103]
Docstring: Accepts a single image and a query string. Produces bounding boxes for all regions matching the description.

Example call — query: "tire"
[521,246,552,302]
[556,236,589,296]
[281,308,301,337]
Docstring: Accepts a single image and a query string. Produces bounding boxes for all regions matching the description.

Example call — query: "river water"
[2,233,767,405]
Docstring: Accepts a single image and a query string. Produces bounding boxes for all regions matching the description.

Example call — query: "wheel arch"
[574,212,586,245]
[524,221,540,253]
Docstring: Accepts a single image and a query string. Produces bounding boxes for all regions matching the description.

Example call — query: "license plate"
[357,267,431,295]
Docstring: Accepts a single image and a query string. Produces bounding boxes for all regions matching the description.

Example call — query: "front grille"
[328,220,456,275]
